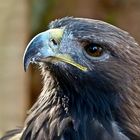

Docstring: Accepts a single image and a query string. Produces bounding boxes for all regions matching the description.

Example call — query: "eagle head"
[23,17,140,140]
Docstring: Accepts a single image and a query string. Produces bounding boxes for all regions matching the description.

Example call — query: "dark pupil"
[85,44,103,57]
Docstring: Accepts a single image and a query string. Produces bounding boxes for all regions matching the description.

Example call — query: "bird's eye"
[84,43,104,57]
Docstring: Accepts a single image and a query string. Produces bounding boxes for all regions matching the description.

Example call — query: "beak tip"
[23,61,27,72]
[23,61,30,72]
[23,54,30,72]
[24,65,27,72]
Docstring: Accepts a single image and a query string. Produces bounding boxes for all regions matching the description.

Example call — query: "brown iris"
[84,43,104,57]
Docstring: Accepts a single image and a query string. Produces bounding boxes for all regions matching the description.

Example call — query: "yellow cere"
[47,29,87,71]
[49,28,64,42]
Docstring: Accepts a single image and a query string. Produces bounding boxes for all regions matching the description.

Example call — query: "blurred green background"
[0,0,140,136]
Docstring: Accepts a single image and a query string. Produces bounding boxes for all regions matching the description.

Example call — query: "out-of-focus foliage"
[31,0,56,34]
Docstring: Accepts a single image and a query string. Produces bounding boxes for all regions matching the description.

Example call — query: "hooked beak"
[23,28,87,72]
[23,28,64,71]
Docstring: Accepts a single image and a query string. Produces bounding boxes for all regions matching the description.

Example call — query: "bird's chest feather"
[21,93,129,140]
[21,69,130,140]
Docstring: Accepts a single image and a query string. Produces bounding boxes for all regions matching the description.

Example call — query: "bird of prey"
[1,17,140,140]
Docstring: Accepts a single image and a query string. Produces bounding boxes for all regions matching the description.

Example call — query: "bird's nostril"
[51,39,58,45]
